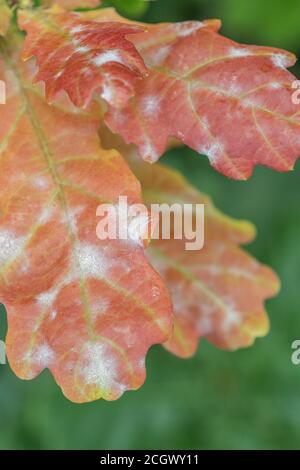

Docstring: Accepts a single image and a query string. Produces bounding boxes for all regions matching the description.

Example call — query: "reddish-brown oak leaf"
[18,5,147,108]
[99,11,300,179]
[127,157,280,357]
[0,43,172,403]
[0,0,12,36]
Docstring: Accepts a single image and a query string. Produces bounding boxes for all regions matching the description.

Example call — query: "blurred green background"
[1,0,300,450]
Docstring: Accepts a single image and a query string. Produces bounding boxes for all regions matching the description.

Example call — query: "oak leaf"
[128,157,280,357]
[0,43,172,403]
[18,6,147,108]
[101,11,300,179]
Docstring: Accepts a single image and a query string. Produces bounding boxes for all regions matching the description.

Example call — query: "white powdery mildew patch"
[81,342,126,395]
[50,310,57,321]
[142,141,159,163]
[117,259,132,276]
[113,325,135,347]
[241,96,263,109]
[168,281,189,316]
[0,229,26,265]
[271,53,291,69]
[109,107,127,126]
[92,50,123,68]
[148,45,171,66]
[196,303,215,335]
[142,95,160,117]
[155,315,171,333]
[70,25,86,35]
[198,140,224,165]
[20,256,30,274]
[222,300,241,332]
[138,357,145,371]
[75,243,108,279]
[36,272,74,309]
[175,21,204,37]
[31,175,49,189]
[37,286,60,309]
[177,130,185,140]
[38,206,54,225]
[33,343,55,368]
[75,46,91,54]
[62,205,85,235]
[229,47,252,58]
[91,298,110,319]
[227,81,242,96]
[101,83,114,103]
[268,82,282,90]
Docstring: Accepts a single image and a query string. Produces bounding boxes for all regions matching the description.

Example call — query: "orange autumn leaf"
[99,11,300,180]
[0,43,172,403]
[21,6,300,180]
[18,5,147,108]
[128,158,280,357]
[0,0,12,36]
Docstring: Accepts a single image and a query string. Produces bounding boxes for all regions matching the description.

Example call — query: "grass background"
[1,0,300,450]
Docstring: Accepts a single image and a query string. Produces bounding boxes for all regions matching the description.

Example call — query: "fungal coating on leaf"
[18,6,147,108]
[0,48,172,403]
[100,11,300,180]
[22,6,300,180]
[127,157,280,357]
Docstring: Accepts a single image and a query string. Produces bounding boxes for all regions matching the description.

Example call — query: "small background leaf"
[106,141,280,357]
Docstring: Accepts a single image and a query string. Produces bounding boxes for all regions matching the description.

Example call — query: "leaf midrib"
[0,37,96,339]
